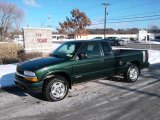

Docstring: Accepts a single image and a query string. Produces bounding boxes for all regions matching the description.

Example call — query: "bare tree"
[57,9,91,35]
[0,2,24,41]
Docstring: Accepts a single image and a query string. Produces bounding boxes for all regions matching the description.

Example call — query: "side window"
[79,42,101,58]
[101,42,112,55]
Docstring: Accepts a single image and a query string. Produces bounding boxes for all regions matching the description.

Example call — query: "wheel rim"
[50,81,66,99]
[129,67,138,81]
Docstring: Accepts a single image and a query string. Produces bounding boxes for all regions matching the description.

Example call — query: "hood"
[17,57,66,71]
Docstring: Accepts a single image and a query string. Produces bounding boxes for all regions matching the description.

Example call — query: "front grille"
[17,68,24,75]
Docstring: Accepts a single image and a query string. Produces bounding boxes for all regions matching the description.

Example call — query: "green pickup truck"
[15,40,149,101]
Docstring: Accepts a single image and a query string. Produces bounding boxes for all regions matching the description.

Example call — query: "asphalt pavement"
[0,64,160,120]
[118,42,160,50]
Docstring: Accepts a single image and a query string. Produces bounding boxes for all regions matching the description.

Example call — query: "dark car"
[91,37,103,40]
[154,36,160,42]
[103,37,126,46]
[15,40,149,101]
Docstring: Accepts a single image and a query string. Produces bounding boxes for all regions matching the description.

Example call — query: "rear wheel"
[124,64,139,83]
[42,76,69,101]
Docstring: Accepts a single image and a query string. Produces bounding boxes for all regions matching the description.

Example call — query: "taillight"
[143,50,149,62]
[142,51,146,62]
[146,50,149,61]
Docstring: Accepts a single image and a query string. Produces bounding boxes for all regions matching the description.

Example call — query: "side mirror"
[78,53,88,60]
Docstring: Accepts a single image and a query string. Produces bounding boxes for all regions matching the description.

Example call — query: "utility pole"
[102,3,110,38]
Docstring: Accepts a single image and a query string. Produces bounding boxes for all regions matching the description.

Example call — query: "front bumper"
[14,74,43,93]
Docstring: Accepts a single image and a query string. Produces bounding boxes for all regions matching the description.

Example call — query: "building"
[52,34,67,41]
[12,28,160,43]
[12,34,23,42]
[138,29,160,41]
[68,33,88,40]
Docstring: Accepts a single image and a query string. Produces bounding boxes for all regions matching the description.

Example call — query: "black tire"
[124,64,139,83]
[42,76,69,101]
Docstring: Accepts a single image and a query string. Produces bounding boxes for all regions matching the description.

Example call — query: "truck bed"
[113,49,149,74]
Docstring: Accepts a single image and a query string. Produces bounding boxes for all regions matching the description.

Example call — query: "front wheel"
[42,76,69,101]
[124,64,139,83]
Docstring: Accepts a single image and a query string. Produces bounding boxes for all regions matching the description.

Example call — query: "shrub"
[0,42,43,64]
[0,42,22,64]
[17,50,43,61]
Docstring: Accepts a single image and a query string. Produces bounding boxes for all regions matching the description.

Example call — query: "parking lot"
[118,42,160,51]
[0,64,160,120]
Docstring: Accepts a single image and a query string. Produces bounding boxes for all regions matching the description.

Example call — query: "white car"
[121,37,130,42]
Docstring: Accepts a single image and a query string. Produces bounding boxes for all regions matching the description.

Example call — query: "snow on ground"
[52,43,61,50]
[0,64,17,88]
[0,49,160,88]
[148,50,160,64]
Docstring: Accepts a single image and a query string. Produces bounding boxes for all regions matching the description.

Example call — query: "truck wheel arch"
[125,60,141,76]
[42,72,72,89]
[129,61,141,73]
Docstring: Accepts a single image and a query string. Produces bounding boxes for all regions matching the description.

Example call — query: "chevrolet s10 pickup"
[15,40,149,101]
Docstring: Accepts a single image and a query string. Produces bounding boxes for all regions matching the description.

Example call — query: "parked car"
[154,36,160,42]
[15,40,149,101]
[103,37,126,46]
[120,37,130,42]
[91,37,103,40]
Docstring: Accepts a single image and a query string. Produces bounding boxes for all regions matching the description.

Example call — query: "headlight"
[24,71,36,77]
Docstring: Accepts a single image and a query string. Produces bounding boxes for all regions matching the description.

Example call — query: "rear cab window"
[101,42,113,55]
[78,42,102,58]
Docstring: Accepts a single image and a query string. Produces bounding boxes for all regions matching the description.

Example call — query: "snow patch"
[0,64,17,88]
[148,50,160,64]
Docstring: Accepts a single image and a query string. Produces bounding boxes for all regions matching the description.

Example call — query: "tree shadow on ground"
[93,63,160,98]
[93,78,160,98]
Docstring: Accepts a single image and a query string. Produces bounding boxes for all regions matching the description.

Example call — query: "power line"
[92,14,160,23]
[92,10,160,22]
[108,17,160,23]
[91,17,160,25]
[109,10,160,20]
[111,0,160,12]
[90,0,160,18]
[109,14,160,21]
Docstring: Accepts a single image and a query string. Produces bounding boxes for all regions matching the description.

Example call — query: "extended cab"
[14,40,149,101]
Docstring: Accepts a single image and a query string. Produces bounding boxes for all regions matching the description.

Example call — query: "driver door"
[72,42,105,83]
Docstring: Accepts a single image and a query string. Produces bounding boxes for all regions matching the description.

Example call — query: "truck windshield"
[51,42,81,59]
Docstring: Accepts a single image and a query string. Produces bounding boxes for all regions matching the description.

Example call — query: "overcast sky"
[2,0,160,31]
